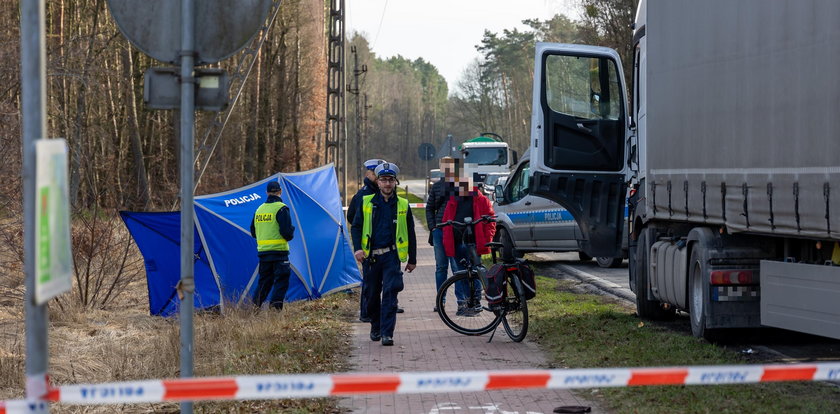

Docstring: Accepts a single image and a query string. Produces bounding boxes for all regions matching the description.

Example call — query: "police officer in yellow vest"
[351,162,417,346]
[250,180,296,310]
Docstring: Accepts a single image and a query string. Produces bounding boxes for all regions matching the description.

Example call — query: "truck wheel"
[688,245,723,342]
[578,252,592,262]
[596,257,623,268]
[634,228,674,320]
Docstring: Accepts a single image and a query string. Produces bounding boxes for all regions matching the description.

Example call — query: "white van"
[493,151,627,268]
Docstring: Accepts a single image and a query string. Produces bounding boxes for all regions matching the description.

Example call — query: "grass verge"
[2,291,358,413]
[528,275,840,414]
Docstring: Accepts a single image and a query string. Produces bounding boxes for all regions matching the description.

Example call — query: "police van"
[492,150,627,268]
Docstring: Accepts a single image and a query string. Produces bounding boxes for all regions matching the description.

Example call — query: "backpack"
[483,263,508,306]
[516,263,536,300]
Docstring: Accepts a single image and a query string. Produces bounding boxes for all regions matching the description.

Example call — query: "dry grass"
[0,258,359,413]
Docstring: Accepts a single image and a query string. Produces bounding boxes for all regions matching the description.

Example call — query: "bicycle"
[434,215,530,342]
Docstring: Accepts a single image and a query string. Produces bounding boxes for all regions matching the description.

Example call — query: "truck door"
[530,43,629,258]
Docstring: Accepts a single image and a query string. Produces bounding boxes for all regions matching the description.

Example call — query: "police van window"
[545,54,622,121]
[509,161,530,203]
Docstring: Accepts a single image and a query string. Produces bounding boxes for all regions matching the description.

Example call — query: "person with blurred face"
[440,158,496,316]
[425,157,459,312]
[351,162,417,346]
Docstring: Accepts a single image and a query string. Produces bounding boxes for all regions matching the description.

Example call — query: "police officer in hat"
[348,159,404,321]
[250,180,295,309]
[347,159,384,322]
[351,162,417,346]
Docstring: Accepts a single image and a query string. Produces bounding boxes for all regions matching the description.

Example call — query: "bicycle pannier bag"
[484,263,507,306]
[517,263,536,300]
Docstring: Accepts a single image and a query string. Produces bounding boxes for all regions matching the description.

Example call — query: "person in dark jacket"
[250,180,296,310]
[347,159,385,322]
[425,156,458,312]
[351,162,417,346]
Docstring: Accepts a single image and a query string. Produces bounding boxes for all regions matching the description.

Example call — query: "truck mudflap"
[532,171,625,258]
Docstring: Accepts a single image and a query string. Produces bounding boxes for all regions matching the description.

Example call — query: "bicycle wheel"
[502,275,529,342]
[436,271,502,336]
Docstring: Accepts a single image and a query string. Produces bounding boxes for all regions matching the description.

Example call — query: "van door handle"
[525,201,531,206]
[577,122,592,134]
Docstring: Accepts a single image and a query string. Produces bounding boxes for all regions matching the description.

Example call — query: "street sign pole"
[20,0,50,410]
[179,0,196,412]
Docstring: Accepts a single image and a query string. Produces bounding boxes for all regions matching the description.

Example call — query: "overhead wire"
[370,0,389,50]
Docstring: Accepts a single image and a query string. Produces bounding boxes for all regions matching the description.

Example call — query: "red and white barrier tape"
[1,400,48,414]
[0,363,836,407]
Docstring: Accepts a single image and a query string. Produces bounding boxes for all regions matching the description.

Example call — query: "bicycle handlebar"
[434,215,496,230]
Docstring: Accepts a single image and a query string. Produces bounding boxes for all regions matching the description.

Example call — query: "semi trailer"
[528,0,840,341]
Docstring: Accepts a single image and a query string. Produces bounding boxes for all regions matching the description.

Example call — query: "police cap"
[375,162,400,178]
[363,159,386,170]
[266,180,281,193]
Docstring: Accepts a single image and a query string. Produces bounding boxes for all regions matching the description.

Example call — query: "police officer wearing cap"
[250,180,295,309]
[348,159,404,321]
[351,162,417,346]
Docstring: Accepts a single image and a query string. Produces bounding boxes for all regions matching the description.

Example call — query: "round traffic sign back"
[418,143,436,161]
[108,0,272,65]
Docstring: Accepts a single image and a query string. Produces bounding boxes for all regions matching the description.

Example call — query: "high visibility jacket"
[361,194,409,262]
[254,201,289,252]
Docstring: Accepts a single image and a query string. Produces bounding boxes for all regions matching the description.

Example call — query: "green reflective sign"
[34,139,72,304]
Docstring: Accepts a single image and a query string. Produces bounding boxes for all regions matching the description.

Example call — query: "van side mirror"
[494,184,505,203]
[512,150,518,165]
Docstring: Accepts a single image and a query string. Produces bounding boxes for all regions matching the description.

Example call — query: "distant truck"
[528,0,840,341]
[459,134,517,184]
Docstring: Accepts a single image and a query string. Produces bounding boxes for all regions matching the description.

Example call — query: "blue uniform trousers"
[254,258,291,309]
[363,250,404,338]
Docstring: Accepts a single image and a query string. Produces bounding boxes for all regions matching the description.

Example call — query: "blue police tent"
[120,165,361,317]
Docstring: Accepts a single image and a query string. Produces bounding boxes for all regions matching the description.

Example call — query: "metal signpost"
[107,1,272,412]
[418,143,437,199]
[20,0,50,411]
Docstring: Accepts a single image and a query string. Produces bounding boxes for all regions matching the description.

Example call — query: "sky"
[345,0,578,92]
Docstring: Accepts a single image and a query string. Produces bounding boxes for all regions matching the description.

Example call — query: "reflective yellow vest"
[254,201,289,252]
[361,194,409,262]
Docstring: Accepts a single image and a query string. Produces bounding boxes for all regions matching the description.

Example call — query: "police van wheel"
[497,228,522,259]
[596,257,622,268]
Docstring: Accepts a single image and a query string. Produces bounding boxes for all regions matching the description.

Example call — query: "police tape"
[0,363,835,407]
[1,400,48,414]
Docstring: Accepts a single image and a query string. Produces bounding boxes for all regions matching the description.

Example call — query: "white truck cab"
[460,138,517,185]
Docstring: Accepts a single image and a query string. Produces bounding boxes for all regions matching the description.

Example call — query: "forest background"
[0,0,634,309]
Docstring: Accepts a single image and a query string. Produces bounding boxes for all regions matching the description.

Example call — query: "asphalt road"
[401,179,429,200]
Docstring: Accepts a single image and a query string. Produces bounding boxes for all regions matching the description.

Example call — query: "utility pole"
[347,46,367,188]
[325,0,346,201]
[362,92,371,165]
